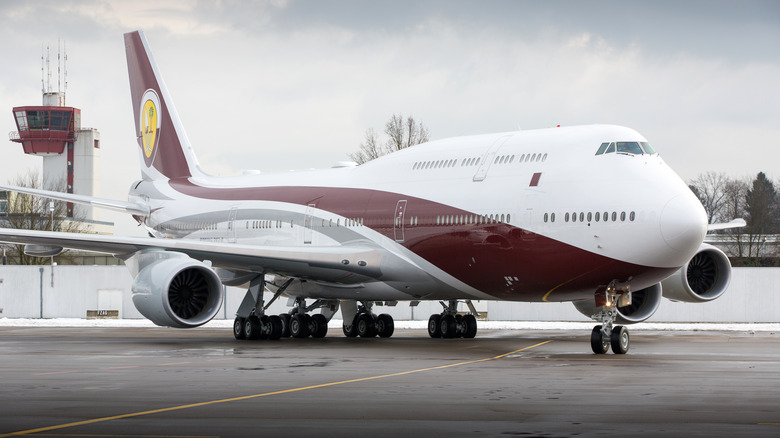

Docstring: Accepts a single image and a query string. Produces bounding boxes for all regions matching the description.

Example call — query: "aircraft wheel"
[343,314,358,337]
[267,315,283,340]
[590,325,610,354]
[245,315,263,340]
[462,314,478,339]
[440,314,457,339]
[233,317,246,340]
[311,314,329,338]
[376,314,395,338]
[278,314,291,338]
[611,325,630,354]
[290,314,311,338]
[428,314,442,338]
[258,315,270,340]
[356,313,377,338]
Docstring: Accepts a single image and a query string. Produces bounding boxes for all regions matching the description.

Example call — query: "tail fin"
[124,30,205,181]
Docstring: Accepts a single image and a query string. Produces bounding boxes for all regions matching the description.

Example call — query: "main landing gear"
[427,300,478,339]
[232,277,338,341]
[590,298,630,355]
[341,300,395,338]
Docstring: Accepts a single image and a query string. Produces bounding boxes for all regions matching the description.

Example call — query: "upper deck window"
[596,141,656,156]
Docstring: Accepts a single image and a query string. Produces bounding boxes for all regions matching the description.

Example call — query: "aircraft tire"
[258,315,270,340]
[610,325,630,354]
[376,314,394,338]
[245,315,263,340]
[311,314,329,338]
[428,314,442,338]
[590,325,609,354]
[463,314,478,339]
[343,315,358,337]
[267,315,283,340]
[356,313,377,338]
[278,314,292,338]
[290,314,311,338]
[233,317,246,340]
[440,314,457,339]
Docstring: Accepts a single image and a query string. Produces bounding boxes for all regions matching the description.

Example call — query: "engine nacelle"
[573,283,663,324]
[131,254,223,328]
[24,244,64,257]
[661,243,731,303]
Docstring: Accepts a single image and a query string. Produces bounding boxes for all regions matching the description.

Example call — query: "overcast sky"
[1,0,778,235]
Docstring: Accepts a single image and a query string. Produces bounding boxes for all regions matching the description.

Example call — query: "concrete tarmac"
[0,326,778,437]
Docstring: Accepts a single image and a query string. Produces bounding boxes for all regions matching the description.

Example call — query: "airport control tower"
[8,45,108,232]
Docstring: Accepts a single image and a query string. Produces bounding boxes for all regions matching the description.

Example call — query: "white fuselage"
[131,125,707,303]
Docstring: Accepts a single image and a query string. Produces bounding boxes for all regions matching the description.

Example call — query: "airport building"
[3,46,114,252]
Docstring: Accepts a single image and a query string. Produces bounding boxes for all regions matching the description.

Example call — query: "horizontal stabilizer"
[0,184,150,216]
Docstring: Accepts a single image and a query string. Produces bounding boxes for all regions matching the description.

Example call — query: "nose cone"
[660,193,708,259]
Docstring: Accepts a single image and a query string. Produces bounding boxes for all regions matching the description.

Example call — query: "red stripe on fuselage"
[169,178,674,302]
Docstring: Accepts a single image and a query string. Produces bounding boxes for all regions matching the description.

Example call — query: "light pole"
[49,201,54,287]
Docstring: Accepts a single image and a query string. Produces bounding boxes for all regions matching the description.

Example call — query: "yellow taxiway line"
[0,340,552,437]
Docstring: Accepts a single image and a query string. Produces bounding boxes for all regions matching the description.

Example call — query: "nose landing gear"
[590,290,630,354]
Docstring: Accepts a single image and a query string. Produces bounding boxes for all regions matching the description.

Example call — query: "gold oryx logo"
[140,89,161,161]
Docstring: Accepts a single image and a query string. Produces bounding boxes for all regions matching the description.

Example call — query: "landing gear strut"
[590,289,630,354]
[427,300,478,339]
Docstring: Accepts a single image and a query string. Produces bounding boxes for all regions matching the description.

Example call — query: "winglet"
[124,30,205,181]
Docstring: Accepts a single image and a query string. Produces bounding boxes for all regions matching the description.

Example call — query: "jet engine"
[573,283,663,324]
[131,254,223,328]
[661,243,731,303]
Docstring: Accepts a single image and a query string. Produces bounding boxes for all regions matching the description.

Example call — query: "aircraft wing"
[707,218,747,232]
[0,228,384,283]
[0,184,150,216]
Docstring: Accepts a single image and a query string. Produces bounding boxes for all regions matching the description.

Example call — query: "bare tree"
[689,171,729,224]
[349,114,430,165]
[384,114,430,153]
[0,170,89,265]
[348,128,383,165]
[721,177,749,258]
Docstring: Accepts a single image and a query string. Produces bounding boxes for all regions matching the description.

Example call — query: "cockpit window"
[596,141,656,156]
[616,142,643,154]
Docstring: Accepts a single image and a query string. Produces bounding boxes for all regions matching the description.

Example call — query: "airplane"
[0,30,742,354]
